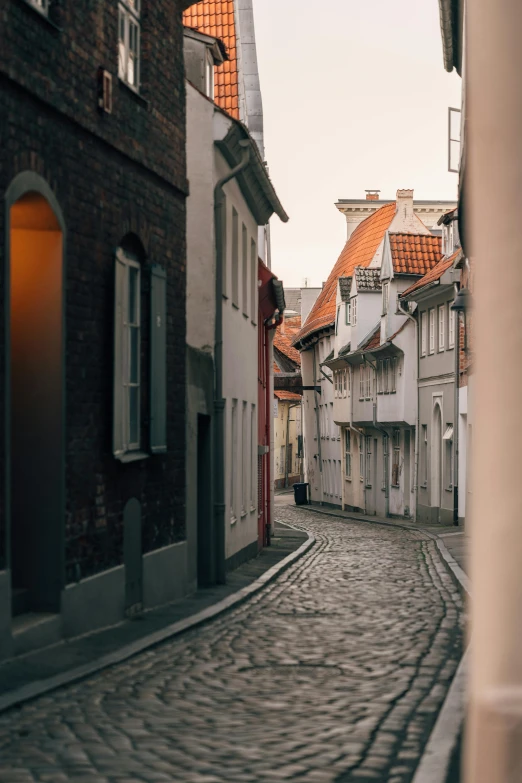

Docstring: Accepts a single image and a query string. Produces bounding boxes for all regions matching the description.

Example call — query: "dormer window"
[205,49,215,99]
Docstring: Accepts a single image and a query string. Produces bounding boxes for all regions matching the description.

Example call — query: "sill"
[223,294,229,300]
[250,505,256,513]
[116,450,150,464]
[445,487,453,493]
[251,320,257,326]
[232,303,239,310]
[240,510,247,519]
[420,483,428,489]
[391,484,400,489]
[243,313,249,320]
[345,477,352,482]
[230,516,237,526]
[16,0,62,30]
[118,78,149,109]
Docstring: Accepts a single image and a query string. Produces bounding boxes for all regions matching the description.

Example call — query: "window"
[383,433,389,491]
[359,366,365,400]
[359,437,364,481]
[330,402,334,438]
[250,239,257,324]
[421,311,427,356]
[336,305,341,335]
[287,443,293,479]
[113,249,141,457]
[250,405,256,510]
[448,305,455,348]
[230,400,237,521]
[429,309,435,354]
[390,357,397,393]
[242,225,248,317]
[438,305,445,351]
[345,300,351,325]
[392,429,400,486]
[345,430,351,478]
[118,0,140,90]
[422,425,428,486]
[232,208,239,307]
[351,297,357,326]
[382,282,390,315]
[366,365,372,399]
[365,437,372,487]
[443,424,454,489]
[241,402,247,515]
[205,50,215,99]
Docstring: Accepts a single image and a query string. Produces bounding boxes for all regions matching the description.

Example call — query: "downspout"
[284,402,300,488]
[453,281,460,525]
[213,141,251,583]
[397,301,419,516]
[312,345,324,504]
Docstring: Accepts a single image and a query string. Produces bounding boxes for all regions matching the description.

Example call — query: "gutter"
[213,140,251,583]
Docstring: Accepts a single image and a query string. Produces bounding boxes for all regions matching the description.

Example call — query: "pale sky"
[253,0,462,288]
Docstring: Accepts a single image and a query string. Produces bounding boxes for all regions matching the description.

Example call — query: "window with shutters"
[118,0,140,90]
[242,224,248,318]
[365,437,372,487]
[232,208,239,308]
[250,239,257,324]
[429,308,435,354]
[448,304,455,348]
[421,311,427,356]
[345,299,351,325]
[113,248,142,459]
[392,429,400,486]
[438,305,445,351]
[345,429,351,478]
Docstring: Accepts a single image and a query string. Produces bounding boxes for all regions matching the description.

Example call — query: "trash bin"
[293,482,309,506]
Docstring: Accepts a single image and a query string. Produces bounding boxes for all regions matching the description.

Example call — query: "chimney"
[365,189,380,201]
[395,188,420,232]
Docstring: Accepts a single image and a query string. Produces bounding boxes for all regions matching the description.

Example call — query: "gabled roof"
[274,325,301,367]
[401,248,461,298]
[355,267,381,292]
[338,277,352,302]
[294,202,396,346]
[388,233,442,276]
[183,1,240,119]
[359,323,381,351]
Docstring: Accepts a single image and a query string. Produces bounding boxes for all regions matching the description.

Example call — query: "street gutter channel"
[295,503,470,783]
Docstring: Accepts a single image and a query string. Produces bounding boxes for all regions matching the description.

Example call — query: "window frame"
[345,429,351,479]
[351,296,357,326]
[421,311,427,356]
[231,207,239,308]
[345,299,351,325]
[448,304,455,348]
[428,308,435,355]
[438,304,445,352]
[118,0,141,91]
[382,281,390,316]
[392,429,400,487]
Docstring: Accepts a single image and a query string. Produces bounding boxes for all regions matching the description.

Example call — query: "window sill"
[230,516,237,526]
[116,450,150,464]
[232,303,239,310]
[118,78,149,109]
[243,313,249,320]
[16,0,62,30]
[445,487,454,492]
[240,510,247,519]
[391,484,400,489]
[345,477,352,482]
[420,483,428,489]
[250,505,256,514]
[251,319,257,326]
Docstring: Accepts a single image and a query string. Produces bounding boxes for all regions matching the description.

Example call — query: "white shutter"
[113,250,126,457]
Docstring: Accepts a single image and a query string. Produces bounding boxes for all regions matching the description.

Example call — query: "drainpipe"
[284,402,300,488]
[453,281,460,525]
[397,301,419,516]
[312,345,324,504]
[213,140,251,583]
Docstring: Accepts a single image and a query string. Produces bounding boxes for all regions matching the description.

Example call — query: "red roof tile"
[361,324,381,351]
[295,203,397,345]
[401,248,461,297]
[275,390,302,401]
[274,318,302,365]
[388,233,442,276]
[183,2,240,119]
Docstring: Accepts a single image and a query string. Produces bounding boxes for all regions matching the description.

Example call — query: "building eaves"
[438,0,463,75]
[355,267,382,292]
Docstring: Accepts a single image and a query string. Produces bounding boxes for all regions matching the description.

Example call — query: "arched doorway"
[6,177,65,616]
[431,402,442,513]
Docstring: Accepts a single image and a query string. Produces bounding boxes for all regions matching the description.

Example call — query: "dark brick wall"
[0,0,188,579]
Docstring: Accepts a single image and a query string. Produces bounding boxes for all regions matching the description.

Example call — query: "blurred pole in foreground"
[467,1,522,781]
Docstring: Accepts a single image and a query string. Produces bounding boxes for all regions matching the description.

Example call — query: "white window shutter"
[113,250,126,457]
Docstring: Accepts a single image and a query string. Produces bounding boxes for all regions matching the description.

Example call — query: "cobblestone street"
[0,508,464,783]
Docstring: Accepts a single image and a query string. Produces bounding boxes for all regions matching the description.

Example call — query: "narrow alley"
[0,504,463,783]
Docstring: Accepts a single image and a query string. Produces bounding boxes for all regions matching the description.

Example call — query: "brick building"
[0,0,194,658]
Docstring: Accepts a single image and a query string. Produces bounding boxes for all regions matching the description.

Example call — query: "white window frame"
[114,249,141,458]
[118,0,141,91]
[392,429,401,487]
[250,404,256,511]
[391,357,397,393]
[241,402,247,516]
[421,311,427,356]
[429,308,435,354]
[438,304,445,352]
[359,437,364,482]
[345,430,351,479]
[205,49,215,100]
[448,305,455,348]
[365,436,372,487]
[345,300,351,325]
[334,371,339,399]
[359,366,365,400]
[351,296,357,326]
[230,399,238,522]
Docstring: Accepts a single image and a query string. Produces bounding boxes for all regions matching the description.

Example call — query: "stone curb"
[296,504,470,783]
[0,525,316,715]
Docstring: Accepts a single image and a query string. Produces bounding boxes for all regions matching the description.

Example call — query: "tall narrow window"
[443,424,454,489]
[230,400,237,522]
[429,309,435,354]
[352,297,357,326]
[359,366,365,399]
[250,405,256,510]
[382,282,390,315]
[205,50,215,99]
[241,402,247,515]
[422,425,428,485]
[359,437,364,481]
[113,249,141,458]
[438,305,445,351]
[118,0,141,90]
[242,224,248,317]
[251,239,257,324]
[390,357,397,393]
[334,371,339,398]
[366,365,372,399]
[365,437,372,487]
[392,429,400,486]
[345,430,351,478]
[232,208,239,307]
[421,311,427,356]
[345,300,351,325]
[448,305,455,348]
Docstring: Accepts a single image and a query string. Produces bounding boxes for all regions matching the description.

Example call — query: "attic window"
[205,49,215,100]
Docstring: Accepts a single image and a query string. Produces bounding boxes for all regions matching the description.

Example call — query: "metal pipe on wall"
[466,1,522,779]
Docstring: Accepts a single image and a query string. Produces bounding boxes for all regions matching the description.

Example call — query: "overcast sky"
[253,0,462,288]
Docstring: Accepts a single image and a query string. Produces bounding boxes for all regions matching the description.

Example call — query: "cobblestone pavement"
[0,508,464,783]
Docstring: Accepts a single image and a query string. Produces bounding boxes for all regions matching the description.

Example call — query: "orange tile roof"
[388,233,442,276]
[274,318,302,366]
[294,203,397,345]
[361,324,381,351]
[275,390,302,401]
[401,248,461,297]
[183,1,240,119]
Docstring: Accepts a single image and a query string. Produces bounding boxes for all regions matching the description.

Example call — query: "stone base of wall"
[225,539,258,574]
[274,474,302,490]
[417,504,455,526]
